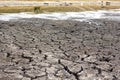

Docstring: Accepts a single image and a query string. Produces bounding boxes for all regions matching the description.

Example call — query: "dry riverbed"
[0,16,120,80]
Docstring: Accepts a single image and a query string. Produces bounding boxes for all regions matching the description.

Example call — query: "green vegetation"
[34,6,42,13]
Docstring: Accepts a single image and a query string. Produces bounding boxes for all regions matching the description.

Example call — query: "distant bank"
[0,1,120,13]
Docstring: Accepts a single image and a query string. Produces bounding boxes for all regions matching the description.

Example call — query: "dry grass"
[104,6,120,9]
[0,6,34,13]
[0,5,120,13]
[41,6,81,12]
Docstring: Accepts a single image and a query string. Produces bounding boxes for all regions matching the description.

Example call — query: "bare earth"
[0,18,120,80]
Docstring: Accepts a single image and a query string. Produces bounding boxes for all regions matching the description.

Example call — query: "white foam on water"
[0,9,120,21]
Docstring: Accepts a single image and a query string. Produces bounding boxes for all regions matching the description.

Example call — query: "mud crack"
[58,59,83,80]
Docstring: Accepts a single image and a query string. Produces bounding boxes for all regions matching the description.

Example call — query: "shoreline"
[0,9,120,21]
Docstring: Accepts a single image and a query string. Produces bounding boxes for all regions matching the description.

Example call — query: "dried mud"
[0,18,120,80]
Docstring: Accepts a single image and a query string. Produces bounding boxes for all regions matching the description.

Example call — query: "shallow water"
[0,9,120,21]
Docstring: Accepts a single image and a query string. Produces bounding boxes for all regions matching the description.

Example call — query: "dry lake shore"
[0,17,120,80]
[0,0,120,13]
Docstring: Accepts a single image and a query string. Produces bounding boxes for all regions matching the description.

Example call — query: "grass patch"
[41,6,120,12]
[0,6,34,13]
[104,6,120,9]
[0,5,120,13]
[40,6,82,12]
